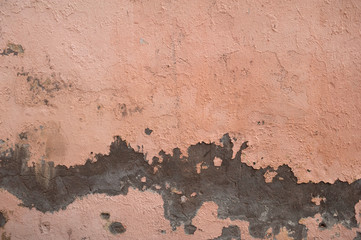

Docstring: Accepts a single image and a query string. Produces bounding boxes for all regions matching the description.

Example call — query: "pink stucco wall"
[0,0,361,239]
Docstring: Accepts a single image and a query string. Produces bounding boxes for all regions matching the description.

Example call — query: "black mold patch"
[0,134,361,240]
[0,212,6,228]
[100,212,110,220]
[109,222,126,234]
[212,225,241,240]
[145,128,153,135]
[0,43,24,56]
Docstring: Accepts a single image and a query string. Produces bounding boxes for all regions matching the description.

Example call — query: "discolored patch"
[15,70,70,106]
[0,134,361,239]
[100,212,110,220]
[184,224,197,235]
[108,222,126,234]
[144,128,153,135]
[212,225,241,240]
[0,43,24,56]
[0,212,7,228]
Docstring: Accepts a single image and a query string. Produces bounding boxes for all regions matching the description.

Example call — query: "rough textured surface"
[1,135,361,239]
[0,0,361,239]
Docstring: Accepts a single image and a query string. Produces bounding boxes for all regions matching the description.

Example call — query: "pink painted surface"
[0,0,361,239]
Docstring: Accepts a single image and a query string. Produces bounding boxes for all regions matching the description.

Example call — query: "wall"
[0,0,361,239]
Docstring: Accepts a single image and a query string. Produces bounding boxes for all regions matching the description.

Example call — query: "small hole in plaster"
[100,212,110,220]
[319,222,327,228]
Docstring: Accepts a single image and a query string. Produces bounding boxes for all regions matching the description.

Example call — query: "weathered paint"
[0,0,361,239]
[1,135,361,239]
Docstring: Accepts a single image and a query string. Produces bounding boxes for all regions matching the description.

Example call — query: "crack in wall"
[0,134,360,239]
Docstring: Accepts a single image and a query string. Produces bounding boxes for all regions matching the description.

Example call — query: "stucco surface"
[0,0,361,239]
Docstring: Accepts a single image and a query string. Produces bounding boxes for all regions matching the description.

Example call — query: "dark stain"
[15,70,69,106]
[212,225,241,240]
[318,221,327,229]
[18,132,27,140]
[17,71,29,76]
[0,43,24,56]
[108,222,126,234]
[184,224,197,235]
[100,212,110,220]
[0,212,7,228]
[26,75,62,93]
[257,120,265,125]
[145,128,153,135]
[114,104,144,119]
[0,134,361,240]
[120,104,127,117]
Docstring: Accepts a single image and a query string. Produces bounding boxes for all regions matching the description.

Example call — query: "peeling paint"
[0,134,361,239]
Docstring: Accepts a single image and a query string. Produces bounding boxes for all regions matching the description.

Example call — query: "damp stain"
[0,134,361,239]
[145,128,153,135]
[184,224,197,235]
[212,225,241,240]
[0,43,24,56]
[108,222,126,234]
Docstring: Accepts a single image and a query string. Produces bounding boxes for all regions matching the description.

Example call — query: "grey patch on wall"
[100,212,110,220]
[184,224,197,235]
[212,225,241,240]
[145,128,153,135]
[0,212,7,228]
[0,43,24,56]
[108,222,126,234]
[0,134,361,240]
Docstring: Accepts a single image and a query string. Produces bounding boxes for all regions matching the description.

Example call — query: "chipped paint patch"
[0,134,361,239]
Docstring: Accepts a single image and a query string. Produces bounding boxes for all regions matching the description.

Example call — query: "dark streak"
[0,134,360,239]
